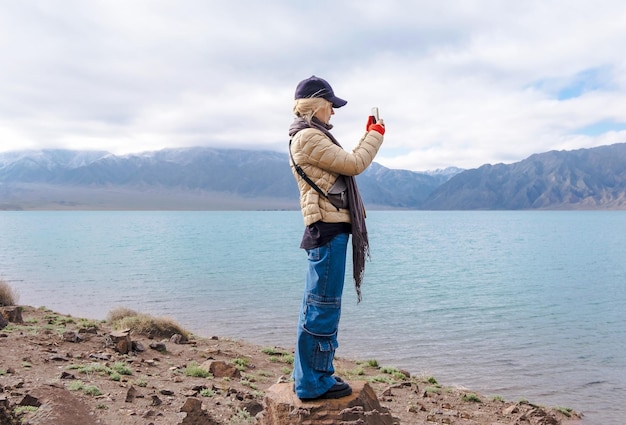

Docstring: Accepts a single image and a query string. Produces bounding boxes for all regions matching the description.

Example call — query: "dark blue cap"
[294,75,347,108]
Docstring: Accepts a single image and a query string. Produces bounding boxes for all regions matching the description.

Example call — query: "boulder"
[0,306,23,324]
[109,329,132,354]
[199,360,241,379]
[179,397,219,425]
[260,381,396,425]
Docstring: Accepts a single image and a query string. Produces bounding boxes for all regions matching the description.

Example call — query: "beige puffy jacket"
[290,127,384,226]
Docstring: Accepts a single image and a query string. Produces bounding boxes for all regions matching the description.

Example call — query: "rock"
[0,396,19,425]
[62,330,83,343]
[89,352,111,360]
[179,397,219,425]
[260,380,396,425]
[126,385,140,403]
[49,354,70,362]
[0,306,23,323]
[199,360,241,379]
[19,394,41,407]
[240,400,264,416]
[150,342,167,353]
[0,312,7,330]
[170,333,187,344]
[27,385,100,425]
[60,371,76,380]
[110,329,132,354]
[151,395,162,406]
[132,340,146,352]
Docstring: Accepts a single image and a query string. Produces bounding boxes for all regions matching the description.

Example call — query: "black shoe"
[299,381,352,401]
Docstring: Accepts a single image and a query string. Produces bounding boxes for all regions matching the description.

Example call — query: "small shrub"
[14,405,38,414]
[108,308,190,340]
[426,376,438,385]
[200,388,215,397]
[462,393,481,403]
[229,408,254,425]
[241,379,258,390]
[111,362,133,376]
[232,358,250,371]
[366,359,379,368]
[106,307,139,323]
[134,376,148,387]
[555,407,573,417]
[424,386,441,395]
[84,385,102,396]
[492,395,504,402]
[68,381,84,391]
[369,375,393,384]
[184,361,211,378]
[0,279,18,306]
[380,366,406,380]
[261,347,286,356]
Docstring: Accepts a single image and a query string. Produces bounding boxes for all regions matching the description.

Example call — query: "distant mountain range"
[1,143,625,210]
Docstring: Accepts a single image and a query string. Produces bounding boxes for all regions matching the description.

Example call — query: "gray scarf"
[289,117,370,302]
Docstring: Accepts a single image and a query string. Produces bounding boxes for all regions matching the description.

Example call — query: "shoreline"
[0,305,584,424]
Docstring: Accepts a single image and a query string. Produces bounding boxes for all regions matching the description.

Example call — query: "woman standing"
[288,75,385,400]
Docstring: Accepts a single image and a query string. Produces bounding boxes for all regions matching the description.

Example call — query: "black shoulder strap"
[288,139,331,201]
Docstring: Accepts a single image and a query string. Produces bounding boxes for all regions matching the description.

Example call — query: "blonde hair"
[293,98,330,123]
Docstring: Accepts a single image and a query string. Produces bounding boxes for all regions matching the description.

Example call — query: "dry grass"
[106,306,190,340]
[0,279,19,306]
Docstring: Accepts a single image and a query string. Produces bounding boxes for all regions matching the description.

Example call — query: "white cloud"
[1,0,625,171]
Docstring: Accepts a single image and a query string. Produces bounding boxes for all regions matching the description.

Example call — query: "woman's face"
[314,100,334,124]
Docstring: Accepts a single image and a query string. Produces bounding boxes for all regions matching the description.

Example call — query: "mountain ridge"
[1,143,625,210]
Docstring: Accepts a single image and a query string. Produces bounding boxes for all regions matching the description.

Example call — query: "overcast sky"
[1,1,625,171]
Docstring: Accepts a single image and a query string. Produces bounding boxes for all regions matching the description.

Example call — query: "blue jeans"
[292,233,349,399]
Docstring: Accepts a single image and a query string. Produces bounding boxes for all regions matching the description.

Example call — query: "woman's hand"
[367,116,385,135]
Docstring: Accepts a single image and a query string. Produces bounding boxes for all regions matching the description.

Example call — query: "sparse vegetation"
[0,279,18,306]
[134,376,149,387]
[66,362,133,381]
[184,361,211,378]
[2,305,583,425]
[366,359,379,368]
[107,307,190,340]
[229,408,254,425]
[261,347,286,356]
[555,406,573,417]
[380,366,406,380]
[83,385,103,396]
[462,393,482,403]
[232,357,250,371]
[111,362,133,376]
[14,405,38,414]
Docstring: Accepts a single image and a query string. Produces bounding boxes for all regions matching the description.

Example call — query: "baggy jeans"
[292,233,349,399]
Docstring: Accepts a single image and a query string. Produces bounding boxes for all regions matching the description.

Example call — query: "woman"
[288,75,385,400]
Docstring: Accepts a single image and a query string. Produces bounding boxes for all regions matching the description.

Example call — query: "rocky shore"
[1,305,583,424]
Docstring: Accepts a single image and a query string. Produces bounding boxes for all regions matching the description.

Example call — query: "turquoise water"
[1,210,624,424]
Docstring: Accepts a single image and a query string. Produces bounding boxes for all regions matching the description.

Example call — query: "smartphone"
[371,107,379,123]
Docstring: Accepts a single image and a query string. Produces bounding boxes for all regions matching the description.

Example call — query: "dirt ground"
[1,306,584,425]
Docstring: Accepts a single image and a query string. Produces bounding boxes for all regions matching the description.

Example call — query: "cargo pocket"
[302,293,341,335]
[313,337,338,372]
